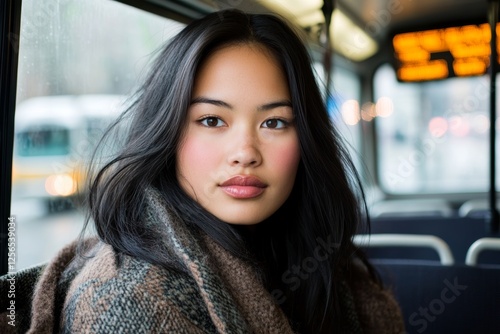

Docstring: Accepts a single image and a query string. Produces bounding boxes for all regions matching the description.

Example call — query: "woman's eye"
[199,117,225,127]
[262,118,288,129]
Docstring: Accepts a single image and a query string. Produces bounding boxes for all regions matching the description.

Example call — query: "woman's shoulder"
[59,240,216,333]
[8,238,216,333]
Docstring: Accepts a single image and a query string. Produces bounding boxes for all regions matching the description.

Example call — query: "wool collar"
[143,187,295,333]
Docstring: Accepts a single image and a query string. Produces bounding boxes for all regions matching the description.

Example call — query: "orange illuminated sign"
[393,23,500,82]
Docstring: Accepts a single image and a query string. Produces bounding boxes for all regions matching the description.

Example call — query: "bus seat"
[368,216,498,265]
[373,261,500,334]
[458,199,500,218]
[354,234,454,265]
[465,238,500,266]
[369,199,453,218]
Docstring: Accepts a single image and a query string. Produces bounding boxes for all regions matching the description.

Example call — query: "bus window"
[332,66,362,164]
[374,63,496,194]
[314,62,362,169]
[12,0,185,270]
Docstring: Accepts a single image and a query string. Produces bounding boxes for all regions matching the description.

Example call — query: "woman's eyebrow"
[257,100,292,111]
[190,97,233,109]
[190,96,292,111]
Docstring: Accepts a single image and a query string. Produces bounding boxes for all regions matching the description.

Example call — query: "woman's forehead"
[191,44,290,104]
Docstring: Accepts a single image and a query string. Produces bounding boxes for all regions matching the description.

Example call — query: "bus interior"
[1,0,499,332]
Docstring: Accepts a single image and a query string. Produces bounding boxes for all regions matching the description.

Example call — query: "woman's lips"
[219,175,267,199]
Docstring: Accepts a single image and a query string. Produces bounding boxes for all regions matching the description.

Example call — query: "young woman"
[0,9,404,333]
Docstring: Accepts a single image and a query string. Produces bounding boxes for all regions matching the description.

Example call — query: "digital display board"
[393,23,499,82]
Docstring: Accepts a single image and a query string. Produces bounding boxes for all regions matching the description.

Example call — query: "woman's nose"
[227,135,263,168]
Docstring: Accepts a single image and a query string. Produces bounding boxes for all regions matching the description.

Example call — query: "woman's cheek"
[180,127,219,164]
[177,131,219,191]
[270,139,301,177]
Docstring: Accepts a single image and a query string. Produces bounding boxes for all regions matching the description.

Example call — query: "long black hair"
[84,9,375,333]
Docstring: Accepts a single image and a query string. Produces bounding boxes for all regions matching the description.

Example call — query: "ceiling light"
[258,0,378,61]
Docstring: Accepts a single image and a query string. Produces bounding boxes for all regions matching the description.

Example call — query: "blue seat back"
[374,261,500,334]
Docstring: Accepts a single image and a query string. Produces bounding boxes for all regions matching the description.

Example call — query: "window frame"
[0,0,22,276]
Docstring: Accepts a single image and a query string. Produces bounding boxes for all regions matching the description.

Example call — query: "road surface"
[10,199,88,271]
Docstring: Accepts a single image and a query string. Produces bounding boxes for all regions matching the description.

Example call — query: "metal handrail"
[353,234,455,265]
[465,238,500,266]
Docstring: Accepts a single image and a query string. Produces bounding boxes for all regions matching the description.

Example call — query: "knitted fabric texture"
[0,187,405,333]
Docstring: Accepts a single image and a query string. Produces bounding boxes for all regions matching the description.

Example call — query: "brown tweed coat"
[0,188,405,333]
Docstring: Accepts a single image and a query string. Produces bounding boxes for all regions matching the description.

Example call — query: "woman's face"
[176,44,301,225]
